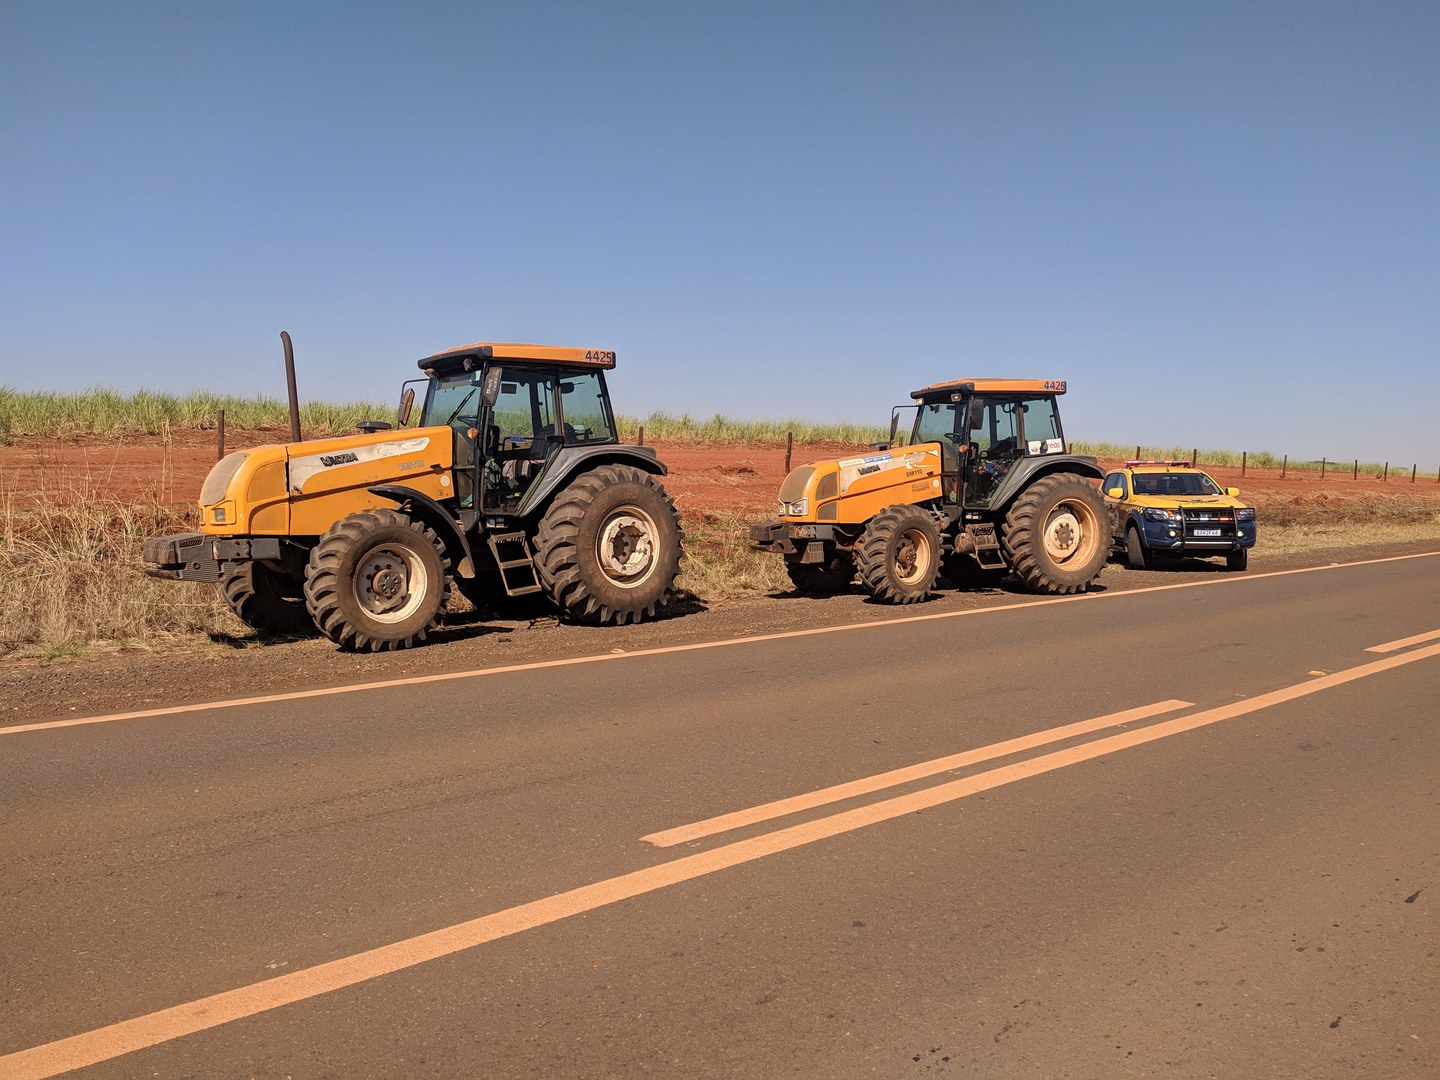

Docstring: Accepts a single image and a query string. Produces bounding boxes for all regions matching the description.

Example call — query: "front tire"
[304,509,450,651]
[785,554,854,595]
[855,506,941,604]
[222,562,314,636]
[535,464,684,625]
[1002,473,1109,595]
[1125,525,1149,570]
[1226,548,1249,571]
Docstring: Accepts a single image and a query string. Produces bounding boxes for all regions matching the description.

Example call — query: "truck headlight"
[1237,508,1256,522]
[1143,507,1182,522]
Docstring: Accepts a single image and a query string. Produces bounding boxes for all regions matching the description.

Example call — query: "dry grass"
[2,445,1436,662]
[676,511,793,601]
[0,480,242,662]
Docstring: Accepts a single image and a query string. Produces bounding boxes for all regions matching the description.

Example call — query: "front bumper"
[142,532,283,581]
[749,520,838,562]
[1140,519,1257,553]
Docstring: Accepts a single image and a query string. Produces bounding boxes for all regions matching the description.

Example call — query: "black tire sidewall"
[1005,475,1108,592]
[307,513,447,648]
[858,507,941,602]
[538,468,683,623]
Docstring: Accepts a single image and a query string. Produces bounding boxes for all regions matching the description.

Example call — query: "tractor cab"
[906,379,1071,510]
[414,343,621,519]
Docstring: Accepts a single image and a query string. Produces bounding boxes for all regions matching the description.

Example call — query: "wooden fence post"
[1410,464,1416,484]
[217,409,226,461]
[1281,454,1287,479]
[1241,451,1247,476]
[1383,462,1389,482]
[785,432,793,473]
[638,425,645,447]
[1191,448,1198,467]
[1353,459,1358,480]
[1321,458,1327,478]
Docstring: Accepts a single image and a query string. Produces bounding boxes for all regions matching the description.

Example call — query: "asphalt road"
[2,553,1437,1079]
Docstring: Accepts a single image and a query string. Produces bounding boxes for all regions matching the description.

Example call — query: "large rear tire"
[855,506,941,604]
[222,562,314,636]
[535,464,684,625]
[304,509,450,651]
[1002,473,1109,595]
[785,554,854,595]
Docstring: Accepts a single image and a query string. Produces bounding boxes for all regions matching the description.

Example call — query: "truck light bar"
[1125,459,1191,467]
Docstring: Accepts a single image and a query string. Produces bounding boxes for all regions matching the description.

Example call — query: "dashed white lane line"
[5,639,1439,1079]
[643,698,1193,847]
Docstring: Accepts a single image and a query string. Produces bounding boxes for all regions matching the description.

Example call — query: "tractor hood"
[774,444,945,523]
[195,427,456,537]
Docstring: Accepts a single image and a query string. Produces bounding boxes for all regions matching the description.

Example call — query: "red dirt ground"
[2,430,1436,518]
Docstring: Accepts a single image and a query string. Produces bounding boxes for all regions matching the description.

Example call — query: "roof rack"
[1125,459,1191,468]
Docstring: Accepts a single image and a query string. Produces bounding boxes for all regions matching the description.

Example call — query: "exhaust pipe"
[281,330,302,442]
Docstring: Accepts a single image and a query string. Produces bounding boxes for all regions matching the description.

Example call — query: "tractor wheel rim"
[356,545,427,622]
[896,528,931,585]
[597,508,659,588]
[1042,501,1098,565]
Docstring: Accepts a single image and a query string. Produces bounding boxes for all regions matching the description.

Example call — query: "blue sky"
[3,1,1437,467]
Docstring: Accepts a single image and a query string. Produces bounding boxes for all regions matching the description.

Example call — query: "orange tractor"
[144,340,684,650]
[750,379,1109,601]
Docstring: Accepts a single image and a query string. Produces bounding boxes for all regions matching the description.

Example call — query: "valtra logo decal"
[289,437,432,493]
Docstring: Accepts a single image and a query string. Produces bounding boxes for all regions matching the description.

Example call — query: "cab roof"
[912,378,1067,400]
[418,341,616,376]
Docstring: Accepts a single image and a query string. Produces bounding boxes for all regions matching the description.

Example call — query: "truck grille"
[1181,508,1237,541]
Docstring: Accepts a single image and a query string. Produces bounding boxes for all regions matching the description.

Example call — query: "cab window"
[1019,396,1063,452]
[556,371,617,445]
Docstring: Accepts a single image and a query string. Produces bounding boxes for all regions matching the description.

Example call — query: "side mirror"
[396,387,415,427]
[967,400,985,431]
[1226,487,1240,497]
[1105,487,1124,499]
[481,366,504,408]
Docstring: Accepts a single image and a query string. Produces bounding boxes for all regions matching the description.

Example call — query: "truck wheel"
[222,562,315,636]
[786,555,854,595]
[940,552,1008,589]
[304,509,450,651]
[535,464,684,625]
[1125,525,1149,569]
[855,506,941,604]
[1002,473,1109,595]
[1226,548,1248,572]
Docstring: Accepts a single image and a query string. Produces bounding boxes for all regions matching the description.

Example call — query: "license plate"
[1194,528,1221,537]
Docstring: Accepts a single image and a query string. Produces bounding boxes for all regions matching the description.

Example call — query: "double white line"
[5,629,1439,1078]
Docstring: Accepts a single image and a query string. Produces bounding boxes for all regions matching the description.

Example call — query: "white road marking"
[4,641,1438,1078]
[1366,627,1440,653]
[3,551,1436,739]
[643,699,1193,846]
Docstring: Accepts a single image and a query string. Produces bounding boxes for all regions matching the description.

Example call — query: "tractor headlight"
[1143,507,1182,522]
[778,498,809,517]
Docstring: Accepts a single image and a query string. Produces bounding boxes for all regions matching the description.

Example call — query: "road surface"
[2,553,1437,1078]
